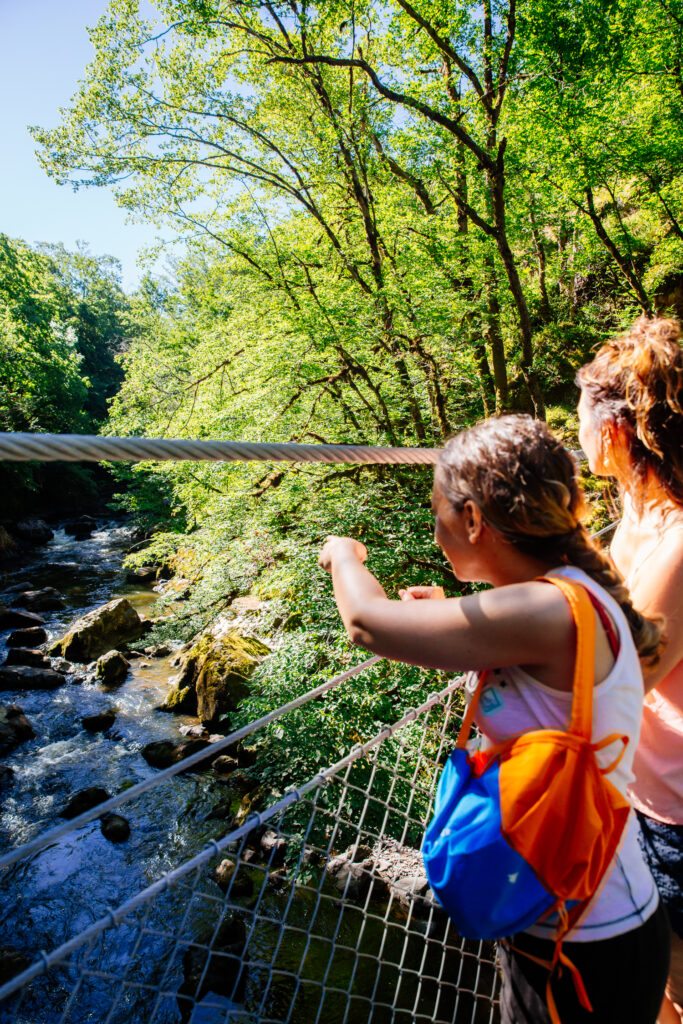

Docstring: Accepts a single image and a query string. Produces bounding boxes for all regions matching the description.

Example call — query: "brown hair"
[437,415,661,663]
[577,315,683,505]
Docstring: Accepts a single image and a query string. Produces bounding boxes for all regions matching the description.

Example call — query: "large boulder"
[0,606,45,629]
[13,519,53,545]
[50,599,143,662]
[0,665,65,691]
[11,588,65,612]
[0,705,35,755]
[160,632,269,725]
[95,651,130,687]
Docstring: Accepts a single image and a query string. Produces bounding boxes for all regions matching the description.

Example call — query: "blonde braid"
[563,527,662,664]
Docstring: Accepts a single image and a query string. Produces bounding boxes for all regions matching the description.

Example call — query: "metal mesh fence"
[0,676,500,1024]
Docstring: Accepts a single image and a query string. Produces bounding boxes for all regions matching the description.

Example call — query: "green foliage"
[0,234,133,514]
[0,235,88,433]
[20,0,683,784]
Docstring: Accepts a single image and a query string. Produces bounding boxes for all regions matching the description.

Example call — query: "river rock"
[0,705,35,754]
[207,800,237,823]
[326,844,392,903]
[11,588,66,612]
[260,830,287,866]
[327,839,437,918]
[60,786,110,819]
[81,709,117,733]
[100,813,130,843]
[4,648,49,668]
[160,632,269,724]
[64,516,97,539]
[6,626,48,647]
[2,581,36,595]
[144,643,171,658]
[212,755,239,777]
[0,765,15,789]
[96,651,130,686]
[13,519,54,545]
[0,665,65,690]
[141,737,212,770]
[51,657,74,674]
[214,858,254,898]
[0,606,45,629]
[50,598,144,662]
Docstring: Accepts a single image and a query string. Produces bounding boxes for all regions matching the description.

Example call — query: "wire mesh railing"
[0,671,499,1024]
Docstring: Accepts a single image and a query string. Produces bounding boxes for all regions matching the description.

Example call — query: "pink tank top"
[630,661,683,825]
[620,525,683,825]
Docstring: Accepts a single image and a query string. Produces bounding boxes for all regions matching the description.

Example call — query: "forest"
[3,0,683,837]
[2,1,683,1020]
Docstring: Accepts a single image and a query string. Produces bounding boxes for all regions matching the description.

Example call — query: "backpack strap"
[537,577,596,742]
[586,591,620,658]
[454,671,488,750]
[456,577,602,748]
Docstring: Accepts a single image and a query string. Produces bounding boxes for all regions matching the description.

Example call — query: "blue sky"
[0,0,168,292]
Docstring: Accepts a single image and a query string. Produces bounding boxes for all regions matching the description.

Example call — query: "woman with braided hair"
[578,315,683,1024]
[319,413,669,1022]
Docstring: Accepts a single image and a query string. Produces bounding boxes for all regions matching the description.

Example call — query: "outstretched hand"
[398,585,446,601]
[318,535,368,573]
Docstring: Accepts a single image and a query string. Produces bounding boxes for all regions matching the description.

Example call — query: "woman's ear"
[463,500,483,544]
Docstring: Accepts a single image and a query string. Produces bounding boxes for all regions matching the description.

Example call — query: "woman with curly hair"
[578,315,683,1023]
[319,413,669,1022]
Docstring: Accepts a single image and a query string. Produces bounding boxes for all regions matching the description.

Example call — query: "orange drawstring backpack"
[422,576,631,1023]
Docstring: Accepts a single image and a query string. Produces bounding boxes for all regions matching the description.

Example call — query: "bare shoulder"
[631,528,683,608]
[459,580,573,641]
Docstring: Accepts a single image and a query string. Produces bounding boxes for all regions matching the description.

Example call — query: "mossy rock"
[159,684,195,714]
[50,599,143,662]
[161,632,269,725]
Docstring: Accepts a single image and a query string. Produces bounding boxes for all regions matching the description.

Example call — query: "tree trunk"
[585,186,652,313]
[483,252,509,414]
[487,163,546,418]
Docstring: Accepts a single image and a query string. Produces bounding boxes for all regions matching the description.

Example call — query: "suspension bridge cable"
[0,433,439,465]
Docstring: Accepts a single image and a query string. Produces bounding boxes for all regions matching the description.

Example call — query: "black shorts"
[637,811,683,939]
[497,900,670,1024]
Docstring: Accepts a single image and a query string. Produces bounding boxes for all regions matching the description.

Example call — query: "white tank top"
[471,565,659,942]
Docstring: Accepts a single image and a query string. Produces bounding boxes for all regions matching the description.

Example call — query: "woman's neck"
[481,545,558,588]
[621,475,683,529]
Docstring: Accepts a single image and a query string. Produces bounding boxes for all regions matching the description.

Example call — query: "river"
[0,522,499,1024]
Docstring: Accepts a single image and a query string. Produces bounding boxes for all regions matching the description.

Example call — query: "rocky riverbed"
[0,520,499,1024]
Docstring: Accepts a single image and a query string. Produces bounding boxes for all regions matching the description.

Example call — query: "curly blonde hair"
[577,316,683,504]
